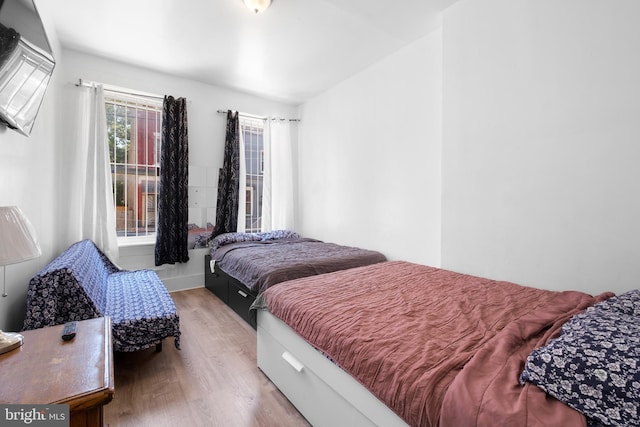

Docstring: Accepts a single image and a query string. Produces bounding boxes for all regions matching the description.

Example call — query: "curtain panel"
[212,110,240,238]
[155,96,189,266]
[65,84,119,261]
[263,118,295,231]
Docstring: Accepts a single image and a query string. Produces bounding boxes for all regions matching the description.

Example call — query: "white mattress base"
[256,310,409,427]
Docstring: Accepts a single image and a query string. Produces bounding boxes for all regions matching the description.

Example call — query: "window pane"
[241,118,264,233]
[105,91,162,240]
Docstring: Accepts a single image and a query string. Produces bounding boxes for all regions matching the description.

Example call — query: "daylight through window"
[105,91,163,242]
[241,117,264,233]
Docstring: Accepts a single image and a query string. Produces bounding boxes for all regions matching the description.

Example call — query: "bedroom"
[0,0,638,425]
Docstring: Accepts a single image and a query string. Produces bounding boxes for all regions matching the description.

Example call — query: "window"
[241,117,264,233]
[105,91,163,242]
[246,186,254,222]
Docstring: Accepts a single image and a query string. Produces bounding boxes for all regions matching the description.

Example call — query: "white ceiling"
[42,0,457,104]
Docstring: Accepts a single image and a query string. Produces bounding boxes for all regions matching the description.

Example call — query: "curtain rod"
[75,79,165,102]
[216,109,300,122]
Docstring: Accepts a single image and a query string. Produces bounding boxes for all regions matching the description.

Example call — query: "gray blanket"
[212,238,386,293]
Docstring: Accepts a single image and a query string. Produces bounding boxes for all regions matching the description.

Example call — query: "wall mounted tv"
[0,0,55,137]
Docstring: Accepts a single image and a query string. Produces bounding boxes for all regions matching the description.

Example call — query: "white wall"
[0,83,60,331]
[442,0,640,295]
[56,49,298,291]
[6,0,635,331]
[298,31,442,265]
[0,1,61,331]
[0,42,296,330]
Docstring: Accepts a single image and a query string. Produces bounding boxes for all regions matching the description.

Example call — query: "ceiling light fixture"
[243,0,272,14]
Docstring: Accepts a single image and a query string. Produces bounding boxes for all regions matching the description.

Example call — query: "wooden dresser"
[0,317,115,427]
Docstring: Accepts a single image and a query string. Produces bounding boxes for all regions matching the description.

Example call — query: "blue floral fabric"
[596,288,640,316]
[259,229,301,241]
[106,270,181,352]
[23,240,181,352]
[521,290,640,427]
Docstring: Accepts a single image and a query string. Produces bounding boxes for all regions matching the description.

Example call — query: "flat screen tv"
[0,0,55,137]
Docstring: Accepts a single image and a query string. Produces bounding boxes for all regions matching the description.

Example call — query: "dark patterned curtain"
[155,96,189,266]
[212,110,240,238]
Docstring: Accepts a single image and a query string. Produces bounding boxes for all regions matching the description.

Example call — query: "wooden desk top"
[0,317,114,412]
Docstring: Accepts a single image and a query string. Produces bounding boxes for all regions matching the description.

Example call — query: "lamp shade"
[0,206,41,265]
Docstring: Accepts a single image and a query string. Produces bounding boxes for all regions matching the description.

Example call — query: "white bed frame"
[256,310,409,427]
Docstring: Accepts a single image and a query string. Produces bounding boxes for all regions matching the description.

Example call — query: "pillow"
[258,230,301,241]
[209,232,263,251]
[596,289,640,316]
[209,230,302,251]
[520,292,640,427]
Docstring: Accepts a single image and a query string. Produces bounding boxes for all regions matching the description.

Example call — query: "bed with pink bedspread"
[252,261,639,427]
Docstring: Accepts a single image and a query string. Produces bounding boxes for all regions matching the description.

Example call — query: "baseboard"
[161,273,204,292]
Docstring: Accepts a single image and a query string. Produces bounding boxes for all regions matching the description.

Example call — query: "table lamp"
[0,206,41,355]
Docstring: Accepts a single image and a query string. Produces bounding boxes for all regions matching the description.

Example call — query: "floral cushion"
[24,240,181,352]
[520,290,640,427]
[107,270,181,352]
[24,240,116,329]
[595,288,640,316]
[259,229,301,241]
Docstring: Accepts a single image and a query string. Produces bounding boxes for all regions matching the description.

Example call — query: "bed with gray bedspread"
[210,231,387,294]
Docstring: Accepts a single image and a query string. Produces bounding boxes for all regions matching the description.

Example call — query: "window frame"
[104,90,163,246]
[240,117,265,233]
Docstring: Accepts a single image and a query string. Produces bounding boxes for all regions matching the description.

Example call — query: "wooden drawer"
[204,255,228,302]
[228,280,256,326]
[203,255,258,328]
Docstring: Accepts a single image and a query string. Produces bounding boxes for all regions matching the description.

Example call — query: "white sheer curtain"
[66,85,119,261]
[262,118,294,231]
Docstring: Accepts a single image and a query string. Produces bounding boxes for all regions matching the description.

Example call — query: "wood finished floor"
[104,287,310,427]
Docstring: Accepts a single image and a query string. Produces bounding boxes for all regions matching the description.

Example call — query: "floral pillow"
[258,230,301,241]
[596,289,640,316]
[520,290,640,427]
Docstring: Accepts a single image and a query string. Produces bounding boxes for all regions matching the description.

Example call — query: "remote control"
[61,321,77,341]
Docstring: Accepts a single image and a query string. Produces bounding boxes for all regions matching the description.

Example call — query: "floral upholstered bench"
[23,239,180,352]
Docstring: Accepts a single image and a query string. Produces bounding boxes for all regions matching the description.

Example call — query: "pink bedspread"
[258,261,611,427]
